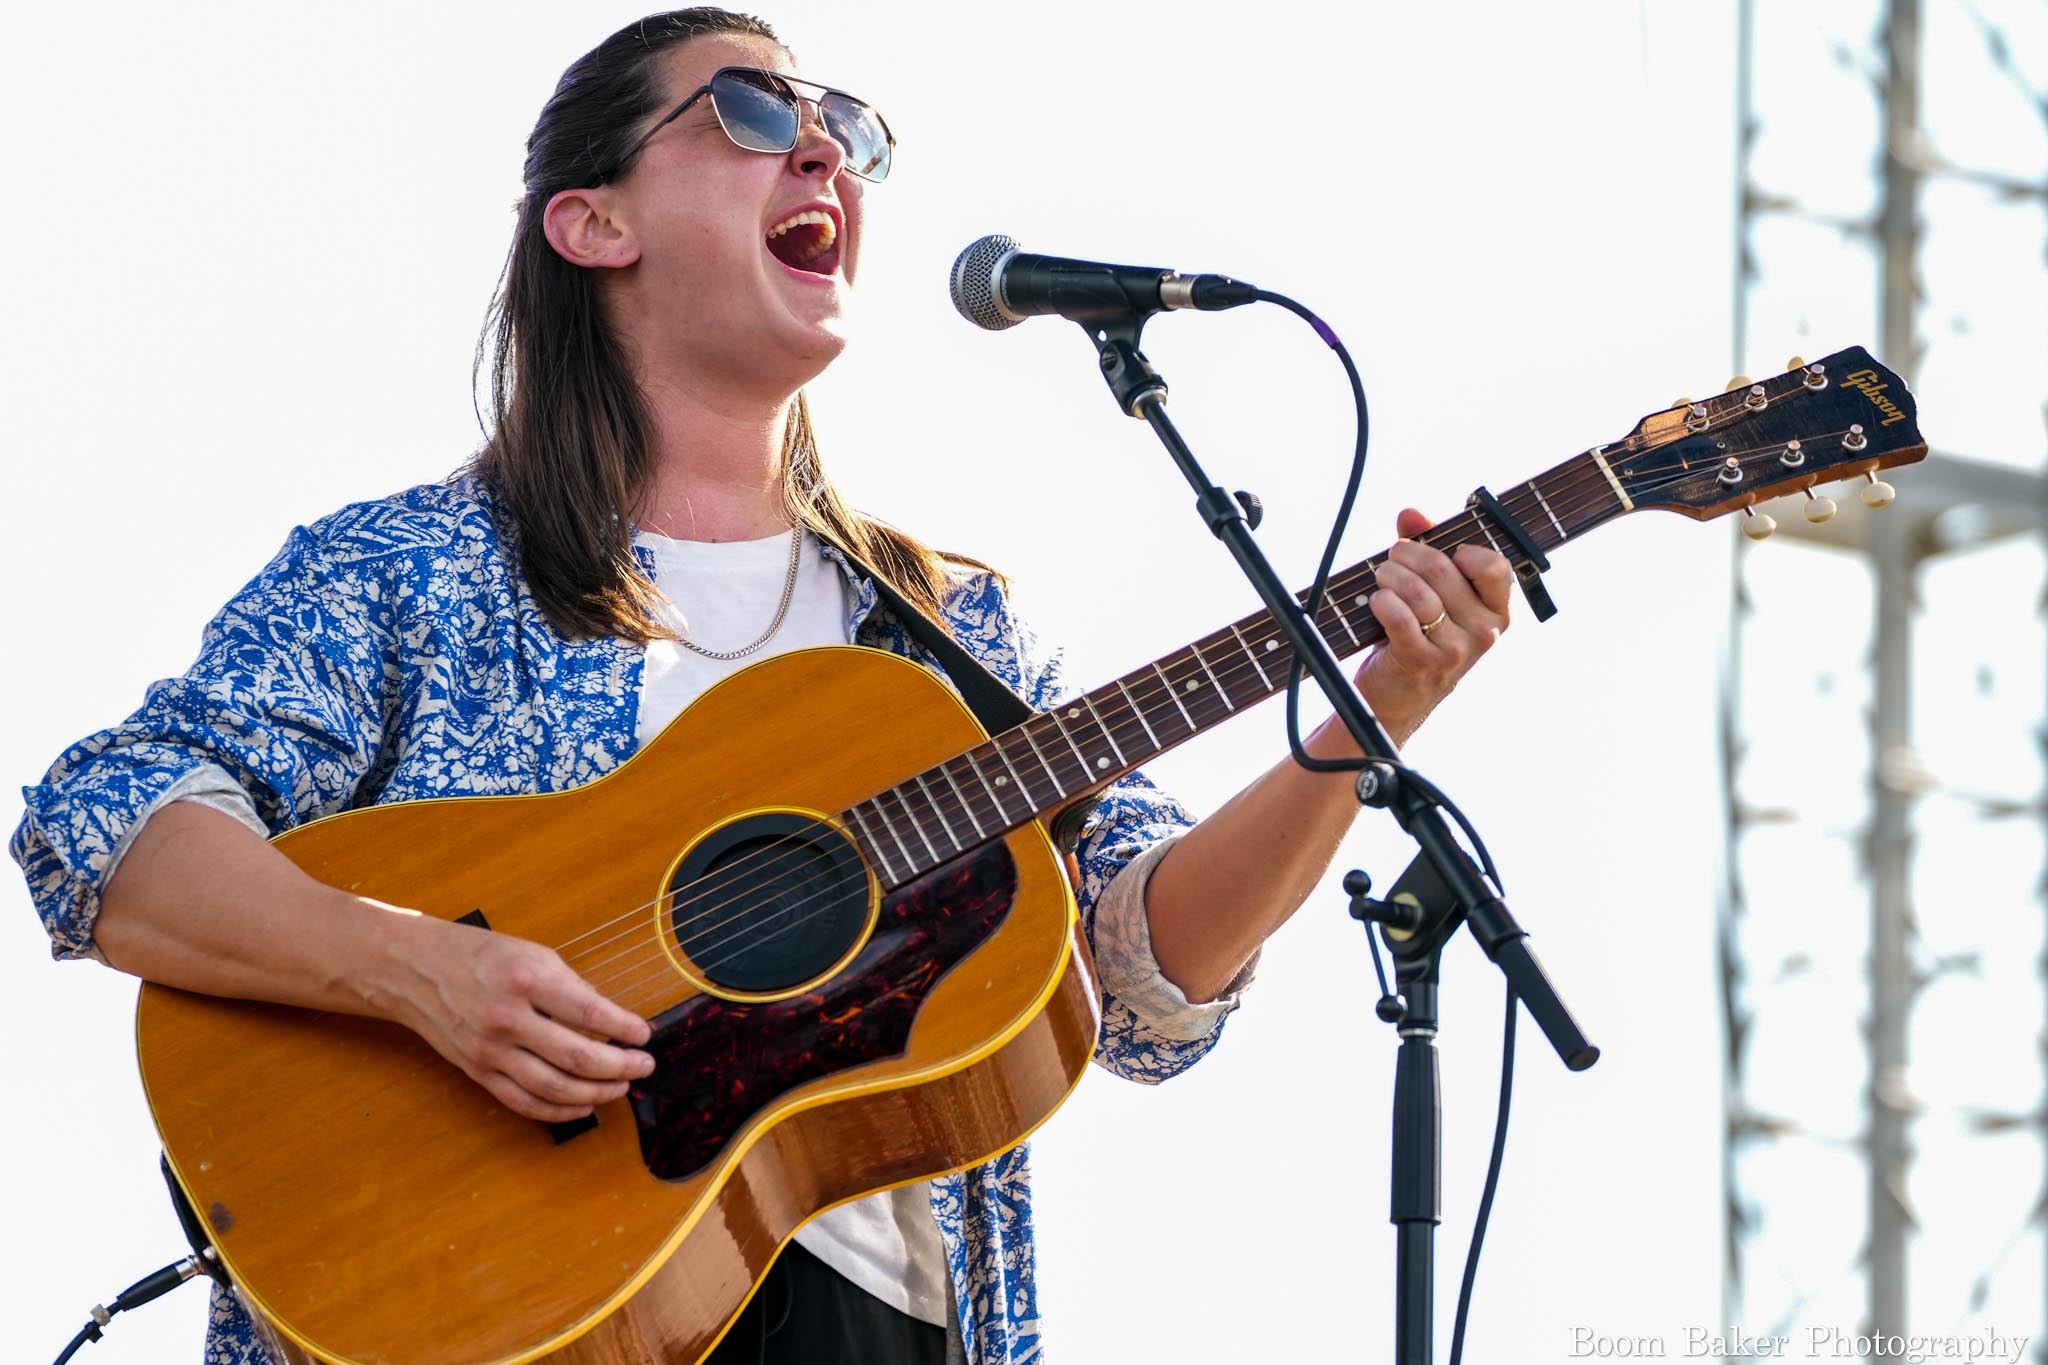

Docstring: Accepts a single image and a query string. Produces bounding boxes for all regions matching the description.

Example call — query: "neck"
[603,269,825,545]
[633,381,795,543]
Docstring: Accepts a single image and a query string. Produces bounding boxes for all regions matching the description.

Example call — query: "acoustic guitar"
[136,348,1927,1364]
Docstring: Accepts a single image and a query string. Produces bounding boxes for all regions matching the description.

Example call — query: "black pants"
[704,1240,949,1365]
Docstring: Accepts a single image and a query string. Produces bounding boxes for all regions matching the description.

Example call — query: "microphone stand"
[1080,314,1599,1364]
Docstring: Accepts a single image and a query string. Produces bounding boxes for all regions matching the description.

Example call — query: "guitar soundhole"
[668,814,869,993]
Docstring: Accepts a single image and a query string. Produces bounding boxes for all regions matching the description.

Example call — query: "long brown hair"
[472,9,975,642]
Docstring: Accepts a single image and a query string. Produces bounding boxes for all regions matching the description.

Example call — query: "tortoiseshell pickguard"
[628,841,1019,1181]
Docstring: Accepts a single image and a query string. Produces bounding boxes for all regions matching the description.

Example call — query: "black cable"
[49,1255,206,1363]
[1448,982,1519,1365]
[1249,288,1375,779]
[1255,287,1519,1361]
[1388,766,1505,897]
[1250,289,1510,902]
[51,1324,99,1365]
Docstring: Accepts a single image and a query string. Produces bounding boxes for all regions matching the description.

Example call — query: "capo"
[1467,486,1559,622]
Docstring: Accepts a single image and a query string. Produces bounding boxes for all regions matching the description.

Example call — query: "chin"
[791,305,854,361]
[767,319,851,391]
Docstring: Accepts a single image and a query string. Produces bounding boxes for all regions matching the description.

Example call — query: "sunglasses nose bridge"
[786,98,847,176]
[755,73,827,143]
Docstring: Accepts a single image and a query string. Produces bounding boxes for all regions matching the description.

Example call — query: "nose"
[789,100,846,180]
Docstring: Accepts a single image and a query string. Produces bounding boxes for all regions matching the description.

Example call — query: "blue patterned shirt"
[13,476,1249,1364]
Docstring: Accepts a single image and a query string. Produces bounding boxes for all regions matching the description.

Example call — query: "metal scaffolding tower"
[1726,0,2047,1346]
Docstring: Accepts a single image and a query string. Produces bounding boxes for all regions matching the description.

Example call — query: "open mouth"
[765,209,840,276]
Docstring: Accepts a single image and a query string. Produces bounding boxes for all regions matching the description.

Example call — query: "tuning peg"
[1742,508,1776,541]
[1787,355,1806,372]
[1670,395,1692,410]
[1724,374,1753,393]
[1861,472,1897,508]
[1803,490,1838,523]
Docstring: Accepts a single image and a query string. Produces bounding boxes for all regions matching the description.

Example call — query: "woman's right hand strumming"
[384,911,655,1122]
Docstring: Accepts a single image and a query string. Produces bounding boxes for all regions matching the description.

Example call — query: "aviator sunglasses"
[596,66,894,185]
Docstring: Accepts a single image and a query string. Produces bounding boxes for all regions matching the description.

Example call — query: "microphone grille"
[949,234,1023,331]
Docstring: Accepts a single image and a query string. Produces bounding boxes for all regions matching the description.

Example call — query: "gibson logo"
[1843,369,1908,426]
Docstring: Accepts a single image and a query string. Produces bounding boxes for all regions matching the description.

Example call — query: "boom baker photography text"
[1567,1326,2031,1363]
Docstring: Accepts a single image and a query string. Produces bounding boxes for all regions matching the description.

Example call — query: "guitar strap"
[841,553,1034,731]
[834,546,1101,853]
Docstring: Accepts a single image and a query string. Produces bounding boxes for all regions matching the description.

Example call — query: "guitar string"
[571,419,1871,1002]
[592,441,1875,1018]
[575,397,1871,981]
[566,429,1870,1008]
[555,405,1878,997]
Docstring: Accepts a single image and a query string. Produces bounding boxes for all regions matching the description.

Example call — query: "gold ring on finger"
[1420,609,1450,636]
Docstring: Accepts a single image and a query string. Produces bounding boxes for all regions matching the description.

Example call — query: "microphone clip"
[1083,315,1167,418]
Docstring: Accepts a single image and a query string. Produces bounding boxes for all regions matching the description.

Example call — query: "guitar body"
[137,647,1099,1365]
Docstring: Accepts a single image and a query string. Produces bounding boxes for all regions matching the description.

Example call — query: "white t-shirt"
[634,527,954,1329]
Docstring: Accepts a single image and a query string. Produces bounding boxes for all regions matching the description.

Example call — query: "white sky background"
[0,2,2034,1361]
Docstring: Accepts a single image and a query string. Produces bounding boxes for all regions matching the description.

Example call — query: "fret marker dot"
[1095,757,1110,770]
[1264,640,1279,652]
[994,776,1008,786]
[1354,595,1368,607]
[1185,680,1201,692]
[1067,707,1080,719]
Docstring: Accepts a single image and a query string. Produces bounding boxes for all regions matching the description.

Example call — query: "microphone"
[949,234,1259,331]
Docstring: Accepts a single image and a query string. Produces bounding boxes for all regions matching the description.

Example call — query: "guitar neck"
[839,447,1632,890]
[840,343,1932,888]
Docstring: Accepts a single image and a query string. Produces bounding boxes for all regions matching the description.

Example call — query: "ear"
[543,187,641,270]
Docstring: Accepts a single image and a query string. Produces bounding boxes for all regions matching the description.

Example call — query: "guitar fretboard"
[842,446,1636,888]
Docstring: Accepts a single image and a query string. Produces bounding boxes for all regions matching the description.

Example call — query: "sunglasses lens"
[710,69,800,153]
[822,94,893,181]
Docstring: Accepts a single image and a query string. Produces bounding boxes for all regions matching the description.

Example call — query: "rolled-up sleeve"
[12,519,396,962]
[1069,777,1256,1083]
[1085,833,1257,1041]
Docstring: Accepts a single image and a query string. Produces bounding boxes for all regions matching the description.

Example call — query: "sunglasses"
[597,66,894,185]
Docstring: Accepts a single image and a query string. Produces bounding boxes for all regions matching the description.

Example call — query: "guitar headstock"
[1606,347,1928,532]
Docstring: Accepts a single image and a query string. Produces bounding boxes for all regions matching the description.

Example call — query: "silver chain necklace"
[672,525,806,661]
